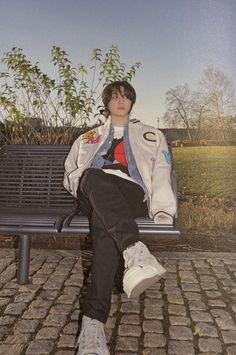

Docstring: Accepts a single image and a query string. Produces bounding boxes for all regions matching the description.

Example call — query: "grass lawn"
[172,146,236,200]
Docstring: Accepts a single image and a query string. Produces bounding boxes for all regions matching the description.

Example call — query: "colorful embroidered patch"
[82,130,96,140]
[162,150,171,164]
[82,130,101,144]
[143,132,156,142]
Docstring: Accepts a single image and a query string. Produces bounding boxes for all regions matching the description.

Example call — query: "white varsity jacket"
[63,118,177,221]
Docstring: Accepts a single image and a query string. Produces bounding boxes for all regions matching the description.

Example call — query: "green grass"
[172,146,236,200]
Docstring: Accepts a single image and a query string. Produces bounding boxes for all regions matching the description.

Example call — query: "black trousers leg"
[80,168,147,251]
[78,168,148,323]
[83,210,122,323]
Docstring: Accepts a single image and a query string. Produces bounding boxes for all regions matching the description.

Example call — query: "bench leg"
[17,234,31,284]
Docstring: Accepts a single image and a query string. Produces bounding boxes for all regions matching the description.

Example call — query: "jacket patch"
[82,130,101,144]
[162,150,171,164]
[143,132,156,142]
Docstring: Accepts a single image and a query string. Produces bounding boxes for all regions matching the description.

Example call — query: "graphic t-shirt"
[101,126,135,182]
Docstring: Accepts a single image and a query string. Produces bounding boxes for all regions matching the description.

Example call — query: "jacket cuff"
[153,211,173,225]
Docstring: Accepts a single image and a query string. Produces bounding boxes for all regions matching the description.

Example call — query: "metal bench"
[0,144,180,285]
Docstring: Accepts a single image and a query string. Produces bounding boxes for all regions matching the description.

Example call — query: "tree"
[165,84,194,143]
[199,65,236,142]
[0,45,141,144]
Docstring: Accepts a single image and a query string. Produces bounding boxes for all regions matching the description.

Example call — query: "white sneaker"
[76,315,110,355]
[123,241,166,298]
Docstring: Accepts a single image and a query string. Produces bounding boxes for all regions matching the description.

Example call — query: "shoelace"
[124,242,145,269]
[80,319,106,353]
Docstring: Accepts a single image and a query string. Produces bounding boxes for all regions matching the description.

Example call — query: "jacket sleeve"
[150,130,177,221]
[63,136,82,198]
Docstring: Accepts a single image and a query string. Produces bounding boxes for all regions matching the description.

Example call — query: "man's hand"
[154,213,173,225]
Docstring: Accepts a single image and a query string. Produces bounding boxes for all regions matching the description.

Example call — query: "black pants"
[78,168,148,323]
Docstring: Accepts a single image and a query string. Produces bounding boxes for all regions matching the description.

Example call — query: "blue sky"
[0,0,235,127]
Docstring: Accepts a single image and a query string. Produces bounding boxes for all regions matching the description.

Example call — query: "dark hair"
[101,81,136,118]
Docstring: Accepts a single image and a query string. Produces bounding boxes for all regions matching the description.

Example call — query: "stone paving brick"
[145,289,162,298]
[0,344,25,355]
[38,290,59,301]
[168,340,195,354]
[168,304,186,316]
[144,297,163,307]
[120,301,140,314]
[120,314,140,325]
[221,330,236,344]
[5,332,31,344]
[44,313,68,327]
[190,310,213,323]
[56,294,77,305]
[167,294,184,304]
[22,307,49,319]
[14,319,40,333]
[201,282,219,290]
[63,322,78,335]
[198,337,223,353]
[36,327,61,340]
[195,322,218,337]
[25,339,55,354]
[57,334,76,348]
[184,291,202,300]
[227,345,236,354]
[0,326,9,340]
[179,271,198,283]
[211,309,236,330]
[32,275,49,285]
[169,325,193,340]
[144,305,163,319]
[181,283,201,292]
[4,302,27,315]
[144,332,166,347]
[208,299,226,307]
[164,279,178,287]
[169,316,190,326]
[19,284,40,293]
[118,324,142,337]
[49,304,73,315]
[0,297,11,306]
[63,286,81,296]
[0,315,16,325]
[14,291,36,302]
[0,288,17,297]
[115,336,139,352]
[188,300,207,311]
[200,275,217,283]
[205,290,222,298]
[142,319,163,333]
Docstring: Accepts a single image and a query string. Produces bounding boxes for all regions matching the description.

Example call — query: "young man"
[63,81,176,355]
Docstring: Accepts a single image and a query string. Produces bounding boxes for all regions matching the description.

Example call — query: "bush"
[0,46,141,144]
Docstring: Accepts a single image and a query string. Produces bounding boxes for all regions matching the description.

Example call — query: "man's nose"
[118,95,125,102]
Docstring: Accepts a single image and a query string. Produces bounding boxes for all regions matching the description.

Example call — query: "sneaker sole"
[123,265,166,298]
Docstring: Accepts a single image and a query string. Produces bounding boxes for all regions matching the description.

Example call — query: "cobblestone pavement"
[0,248,236,354]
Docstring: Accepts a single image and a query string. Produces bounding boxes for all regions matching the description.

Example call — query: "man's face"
[107,86,132,119]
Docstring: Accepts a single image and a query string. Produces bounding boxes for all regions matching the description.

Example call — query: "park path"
[0,248,235,354]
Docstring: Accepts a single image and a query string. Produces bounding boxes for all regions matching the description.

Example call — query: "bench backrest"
[0,145,75,209]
